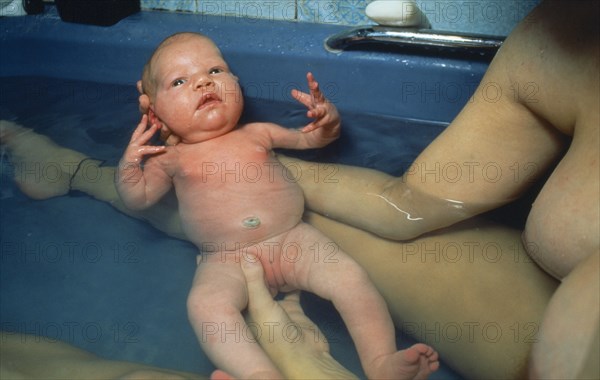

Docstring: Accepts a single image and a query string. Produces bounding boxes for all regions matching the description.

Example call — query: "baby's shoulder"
[240,121,281,130]
[239,122,285,138]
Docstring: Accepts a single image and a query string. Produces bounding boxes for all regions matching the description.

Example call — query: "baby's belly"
[178,182,305,250]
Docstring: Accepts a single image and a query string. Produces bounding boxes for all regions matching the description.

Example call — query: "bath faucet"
[325,0,503,59]
[324,27,504,58]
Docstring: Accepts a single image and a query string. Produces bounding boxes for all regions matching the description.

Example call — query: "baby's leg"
[281,223,439,380]
[187,253,281,380]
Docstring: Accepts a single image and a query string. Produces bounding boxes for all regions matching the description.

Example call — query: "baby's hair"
[141,32,215,99]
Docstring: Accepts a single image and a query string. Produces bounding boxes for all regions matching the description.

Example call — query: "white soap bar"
[366,0,430,27]
[0,0,27,16]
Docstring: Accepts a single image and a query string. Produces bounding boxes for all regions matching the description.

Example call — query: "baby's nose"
[194,74,214,89]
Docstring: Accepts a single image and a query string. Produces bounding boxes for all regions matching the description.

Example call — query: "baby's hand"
[137,80,181,146]
[120,114,166,170]
[292,73,341,138]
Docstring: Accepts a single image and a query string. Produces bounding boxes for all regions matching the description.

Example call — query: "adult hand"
[211,257,358,380]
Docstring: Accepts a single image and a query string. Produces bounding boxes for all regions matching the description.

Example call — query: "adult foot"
[1,120,88,199]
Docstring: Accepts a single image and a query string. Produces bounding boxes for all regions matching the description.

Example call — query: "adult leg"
[0,332,205,380]
[304,211,559,379]
[1,120,186,239]
[1,120,86,199]
[529,252,599,379]
[578,325,600,379]
[70,160,186,240]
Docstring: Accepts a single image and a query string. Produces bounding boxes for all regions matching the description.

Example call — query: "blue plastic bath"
[0,6,492,379]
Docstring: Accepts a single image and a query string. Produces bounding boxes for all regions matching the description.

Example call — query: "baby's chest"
[176,146,274,182]
[178,133,274,171]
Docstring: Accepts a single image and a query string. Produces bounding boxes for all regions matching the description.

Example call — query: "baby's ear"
[138,93,151,115]
[148,108,160,127]
[136,80,144,95]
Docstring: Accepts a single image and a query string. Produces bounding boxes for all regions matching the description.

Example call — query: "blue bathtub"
[0,6,491,379]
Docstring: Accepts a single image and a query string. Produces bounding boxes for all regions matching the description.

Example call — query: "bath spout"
[324,26,504,59]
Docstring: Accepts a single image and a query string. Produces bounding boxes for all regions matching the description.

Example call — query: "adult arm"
[280,1,567,240]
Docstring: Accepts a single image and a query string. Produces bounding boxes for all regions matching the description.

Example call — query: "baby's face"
[150,36,244,143]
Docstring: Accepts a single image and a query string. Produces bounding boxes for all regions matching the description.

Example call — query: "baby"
[117,32,439,380]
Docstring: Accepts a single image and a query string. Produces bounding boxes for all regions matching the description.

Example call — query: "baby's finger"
[307,105,327,120]
[123,144,165,164]
[139,145,166,155]
[141,123,160,141]
[307,72,325,104]
[134,123,161,146]
[300,123,319,133]
[291,88,313,109]
[130,114,149,142]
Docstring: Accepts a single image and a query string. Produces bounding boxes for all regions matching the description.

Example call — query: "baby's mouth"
[198,93,221,110]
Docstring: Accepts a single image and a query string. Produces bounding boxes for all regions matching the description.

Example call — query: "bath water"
[0,76,459,379]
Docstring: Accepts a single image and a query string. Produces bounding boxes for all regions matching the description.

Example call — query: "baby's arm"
[116,115,172,210]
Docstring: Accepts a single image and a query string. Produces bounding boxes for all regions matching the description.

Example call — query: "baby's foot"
[1,120,87,199]
[370,343,439,380]
[210,369,283,380]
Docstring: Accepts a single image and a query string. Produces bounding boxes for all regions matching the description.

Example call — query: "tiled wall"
[141,0,541,36]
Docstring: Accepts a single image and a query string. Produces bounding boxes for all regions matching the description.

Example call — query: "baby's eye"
[172,78,186,87]
[209,68,223,75]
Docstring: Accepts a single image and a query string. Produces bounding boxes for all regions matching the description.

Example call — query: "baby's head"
[140,32,244,142]
[141,32,221,100]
